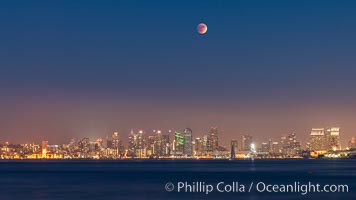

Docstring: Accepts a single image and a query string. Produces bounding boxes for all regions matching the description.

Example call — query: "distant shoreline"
[0,157,354,162]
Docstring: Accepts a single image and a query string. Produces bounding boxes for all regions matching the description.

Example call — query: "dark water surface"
[0,159,354,200]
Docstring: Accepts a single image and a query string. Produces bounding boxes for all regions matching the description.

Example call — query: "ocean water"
[0,159,354,200]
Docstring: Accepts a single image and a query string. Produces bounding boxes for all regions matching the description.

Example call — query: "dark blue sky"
[1,0,356,146]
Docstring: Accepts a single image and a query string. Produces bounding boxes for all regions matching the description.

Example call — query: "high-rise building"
[309,128,326,151]
[94,138,104,157]
[78,137,90,158]
[230,140,238,159]
[162,133,170,156]
[202,135,209,154]
[268,139,273,153]
[183,128,193,156]
[146,135,155,156]
[195,137,202,156]
[280,133,301,156]
[154,130,163,156]
[137,130,146,158]
[209,127,219,151]
[128,130,146,158]
[108,131,122,158]
[240,135,253,151]
[271,142,279,154]
[174,131,184,155]
[325,127,341,151]
[280,134,287,153]
[128,130,135,157]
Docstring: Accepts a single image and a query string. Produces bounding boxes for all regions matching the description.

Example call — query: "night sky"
[1,0,356,147]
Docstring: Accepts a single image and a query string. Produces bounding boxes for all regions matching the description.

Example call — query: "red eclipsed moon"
[197,23,207,34]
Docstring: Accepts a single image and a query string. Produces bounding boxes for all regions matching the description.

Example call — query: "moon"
[197,23,207,34]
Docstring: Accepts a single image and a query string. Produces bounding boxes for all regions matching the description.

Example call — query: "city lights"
[0,126,355,160]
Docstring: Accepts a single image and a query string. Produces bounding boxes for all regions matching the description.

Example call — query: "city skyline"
[1,126,355,160]
[1,1,356,146]
[1,126,353,150]
[0,126,355,147]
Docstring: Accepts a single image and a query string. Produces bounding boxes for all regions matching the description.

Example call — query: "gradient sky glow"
[1,0,356,147]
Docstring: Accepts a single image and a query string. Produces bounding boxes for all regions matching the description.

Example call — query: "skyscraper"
[309,128,326,151]
[78,137,90,158]
[162,133,170,156]
[240,135,253,151]
[174,131,184,155]
[279,133,301,156]
[94,138,104,157]
[183,128,193,156]
[128,130,146,158]
[146,135,155,157]
[136,130,146,158]
[128,129,136,157]
[154,130,163,156]
[325,127,341,151]
[230,140,238,159]
[209,127,219,151]
[271,141,280,155]
[195,137,202,156]
[280,134,287,154]
[202,135,209,154]
[110,131,121,158]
